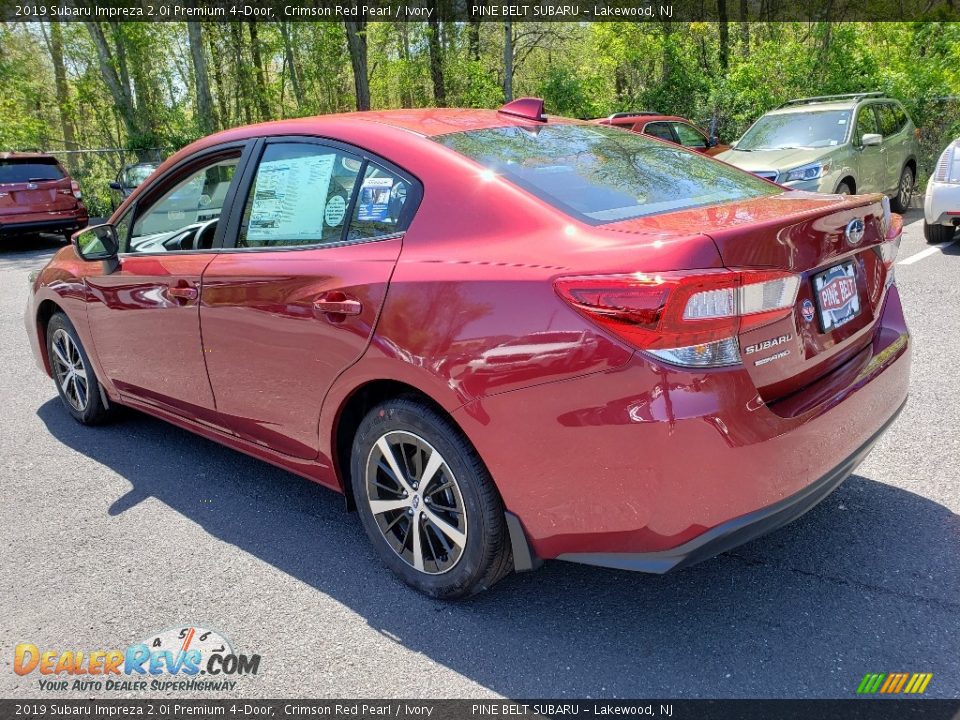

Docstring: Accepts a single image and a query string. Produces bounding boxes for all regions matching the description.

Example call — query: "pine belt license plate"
[813,261,860,331]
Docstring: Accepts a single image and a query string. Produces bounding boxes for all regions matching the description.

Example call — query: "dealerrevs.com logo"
[14,626,260,692]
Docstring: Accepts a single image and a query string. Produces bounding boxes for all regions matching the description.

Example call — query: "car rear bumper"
[0,210,88,237]
[556,398,904,573]
[454,286,911,568]
[924,181,960,225]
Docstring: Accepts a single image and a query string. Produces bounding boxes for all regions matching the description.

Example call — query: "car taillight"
[555,269,800,368]
[71,180,82,199]
[874,200,903,288]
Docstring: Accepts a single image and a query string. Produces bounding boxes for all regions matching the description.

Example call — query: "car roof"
[764,102,861,115]
[595,114,691,126]
[0,151,60,161]
[198,108,583,146]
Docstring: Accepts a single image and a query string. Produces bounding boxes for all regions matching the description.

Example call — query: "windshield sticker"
[247,153,335,242]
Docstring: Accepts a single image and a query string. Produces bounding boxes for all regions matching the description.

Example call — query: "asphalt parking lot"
[1,208,958,700]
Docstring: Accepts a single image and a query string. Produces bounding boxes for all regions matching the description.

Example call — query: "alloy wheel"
[365,430,467,575]
[50,328,89,412]
[899,170,913,209]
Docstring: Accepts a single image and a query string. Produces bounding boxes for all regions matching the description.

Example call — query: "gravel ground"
[1,208,957,700]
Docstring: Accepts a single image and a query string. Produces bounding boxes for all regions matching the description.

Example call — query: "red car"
[594,111,730,156]
[0,152,88,241]
[25,98,909,598]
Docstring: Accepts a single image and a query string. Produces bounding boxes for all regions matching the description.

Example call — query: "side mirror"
[108,181,123,191]
[72,224,119,270]
[861,133,883,147]
[709,135,719,148]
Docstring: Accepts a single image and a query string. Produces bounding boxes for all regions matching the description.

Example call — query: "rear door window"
[875,104,903,137]
[671,122,709,150]
[0,159,65,184]
[436,123,778,224]
[642,122,677,142]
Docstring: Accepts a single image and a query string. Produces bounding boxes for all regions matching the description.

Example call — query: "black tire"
[890,165,914,213]
[924,221,955,244]
[835,182,852,195]
[46,312,113,425]
[350,397,512,599]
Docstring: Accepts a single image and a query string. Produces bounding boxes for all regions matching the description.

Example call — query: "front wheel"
[890,166,914,213]
[923,221,956,244]
[835,182,852,195]
[46,312,113,425]
[351,397,513,598]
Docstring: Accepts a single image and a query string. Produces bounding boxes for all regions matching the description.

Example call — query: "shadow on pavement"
[36,399,960,698]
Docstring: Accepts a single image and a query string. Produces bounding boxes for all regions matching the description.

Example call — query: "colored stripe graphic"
[857,673,932,694]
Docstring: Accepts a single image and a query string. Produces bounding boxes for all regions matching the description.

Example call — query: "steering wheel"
[192,218,220,250]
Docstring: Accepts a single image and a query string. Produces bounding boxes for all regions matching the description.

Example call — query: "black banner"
[2,700,960,720]
[2,0,960,23]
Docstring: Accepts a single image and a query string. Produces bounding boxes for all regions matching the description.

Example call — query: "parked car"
[109,162,160,211]
[0,152,88,242]
[594,112,729,156]
[923,138,960,243]
[717,92,920,212]
[25,98,910,598]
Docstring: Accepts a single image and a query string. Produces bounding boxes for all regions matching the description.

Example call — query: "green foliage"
[2,20,959,202]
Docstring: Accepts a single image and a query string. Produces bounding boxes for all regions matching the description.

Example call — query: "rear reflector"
[555,269,800,368]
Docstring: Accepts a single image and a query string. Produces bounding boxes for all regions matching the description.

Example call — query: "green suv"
[717,92,919,212]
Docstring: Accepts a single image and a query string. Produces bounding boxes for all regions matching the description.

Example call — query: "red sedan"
[594,112,730,155]
[25,98,910,598]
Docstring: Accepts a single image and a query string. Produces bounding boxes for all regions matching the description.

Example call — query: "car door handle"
[165,285,199,304]
[313,292,363,317]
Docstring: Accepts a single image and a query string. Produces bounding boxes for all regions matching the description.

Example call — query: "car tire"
[835,182,852,195]
[350,397,513,599]
[923,221,955,244]
[46,312,114,425]
[890,166,914,213]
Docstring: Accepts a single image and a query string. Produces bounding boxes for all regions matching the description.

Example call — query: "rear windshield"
[737,110,851,150]
[0,159,65,184]
[435,124,777,224]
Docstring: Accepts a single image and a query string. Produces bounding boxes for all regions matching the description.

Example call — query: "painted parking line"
[898,239,959,266]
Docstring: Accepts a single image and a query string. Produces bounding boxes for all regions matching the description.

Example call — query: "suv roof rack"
[607,111,660,121]
[778,92,886,109]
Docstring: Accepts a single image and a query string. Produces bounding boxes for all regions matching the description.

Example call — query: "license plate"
[813,261,860,331]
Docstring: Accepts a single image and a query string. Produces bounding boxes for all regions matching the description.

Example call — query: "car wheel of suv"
[835,182,852,195]
[891,166,914,213]
[923,221,956,244]
[46,313,113,425]
[351,397,513,598]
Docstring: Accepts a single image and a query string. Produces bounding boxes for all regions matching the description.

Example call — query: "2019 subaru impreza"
[25,98,910,598]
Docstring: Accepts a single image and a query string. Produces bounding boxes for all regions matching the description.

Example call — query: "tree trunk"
[661,23,673,84]
[427,7,446,107]
[345,20,370,111]
[248,22,271,120]
[468,12,481,60]
[85,22,139,143]
[187,23,217,134]
[229,23,251,124]
[279,22,304,109]
[397,23,413,109]
[503,21,513,102]
[207,27,230,127]
[44,21,79,171]
[739,0,750,56]
[718,0,729,72]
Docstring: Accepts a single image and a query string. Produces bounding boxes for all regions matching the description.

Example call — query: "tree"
[503,21,513,101]
[345,20,370,110]
[426,6,446,106]
[187,23,217,134]
[40,21,78,171]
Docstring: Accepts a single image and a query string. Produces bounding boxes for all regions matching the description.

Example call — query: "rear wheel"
[890,166,914,213]
[923,221,955,244]
[46,313,113,425]
[351,397,512,598]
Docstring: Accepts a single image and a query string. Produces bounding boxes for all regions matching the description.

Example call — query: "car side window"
[643,122,676,142]
[238,143,362,248]
[876,104,902,137]
[671,122,708,149]
[346,163,413,242]
[855,108,879,145]
[127,155,240,254]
